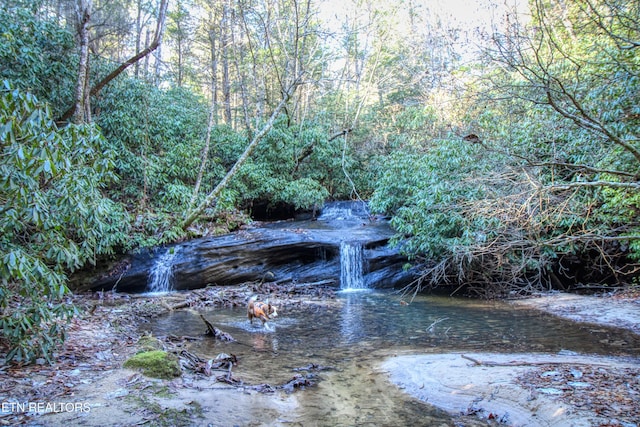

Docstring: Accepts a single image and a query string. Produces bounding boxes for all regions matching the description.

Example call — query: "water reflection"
[339,290,369,344]
[144,291,640,425]
[147,290,640,368]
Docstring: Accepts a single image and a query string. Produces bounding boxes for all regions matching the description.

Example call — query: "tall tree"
[59,0,169,122]
[72,0,92,124]
[166,0,197,87]
[221,0,232,125]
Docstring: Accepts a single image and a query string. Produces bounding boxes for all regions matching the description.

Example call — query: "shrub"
[0,82,125,363]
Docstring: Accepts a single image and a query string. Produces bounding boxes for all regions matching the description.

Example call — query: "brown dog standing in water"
[247,296,278,327]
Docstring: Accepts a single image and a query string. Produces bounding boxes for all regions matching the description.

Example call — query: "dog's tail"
[248,295,257,309]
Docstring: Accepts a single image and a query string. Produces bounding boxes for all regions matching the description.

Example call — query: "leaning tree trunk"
[182,78,302,230]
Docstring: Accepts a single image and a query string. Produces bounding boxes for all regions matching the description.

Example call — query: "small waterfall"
[147,247,179,293]
[318,201,370,224]
[340,241,366,290]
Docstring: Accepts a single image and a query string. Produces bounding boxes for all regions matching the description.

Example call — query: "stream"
[143,290,640,425]
[136,202,640,425]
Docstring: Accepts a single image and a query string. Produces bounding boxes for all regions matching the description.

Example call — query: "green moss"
[137,335,164,352]
[123,350,181,379]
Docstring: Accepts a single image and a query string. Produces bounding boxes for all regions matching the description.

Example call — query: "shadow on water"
[144,290,640,425]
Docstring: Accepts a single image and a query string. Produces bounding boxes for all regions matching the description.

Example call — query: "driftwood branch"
[199,313,235,341]
[461,354,610,367]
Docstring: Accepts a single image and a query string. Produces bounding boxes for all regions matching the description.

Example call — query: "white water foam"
[147,247,179,293]
[340,241,366,290]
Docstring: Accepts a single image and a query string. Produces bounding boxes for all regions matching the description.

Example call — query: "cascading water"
[147,247,179,293]
[340,241,366,290]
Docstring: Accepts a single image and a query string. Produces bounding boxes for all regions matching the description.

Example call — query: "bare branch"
[548,181,640,190]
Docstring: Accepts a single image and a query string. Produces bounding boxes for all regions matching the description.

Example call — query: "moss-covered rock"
[137,335,164,352]
[123,350,181,379]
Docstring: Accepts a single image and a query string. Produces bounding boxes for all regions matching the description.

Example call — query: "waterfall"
[147,247,179,293]
[340,241,366,290]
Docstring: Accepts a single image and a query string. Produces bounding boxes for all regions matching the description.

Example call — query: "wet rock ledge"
[75,204,416,293]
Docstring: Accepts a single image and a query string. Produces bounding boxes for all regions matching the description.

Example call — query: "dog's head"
[268,304,278,318]
[261,301,277,318]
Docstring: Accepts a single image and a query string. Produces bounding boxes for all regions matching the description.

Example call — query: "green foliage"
[0,3,76,117]
[232,119,339,212]
[281,178,330,210]
[370,140,490,258]
[96,79,354,234]
[366,104,443,152]
[96,80,210,244]
[0,82,125,363]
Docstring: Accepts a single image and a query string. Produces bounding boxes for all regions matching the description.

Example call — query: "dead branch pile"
[403,171,640,299]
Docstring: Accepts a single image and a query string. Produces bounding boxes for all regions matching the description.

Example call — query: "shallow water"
[144,290,640,425]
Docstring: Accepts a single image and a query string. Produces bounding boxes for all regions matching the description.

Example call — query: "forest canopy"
[1,0,639,362]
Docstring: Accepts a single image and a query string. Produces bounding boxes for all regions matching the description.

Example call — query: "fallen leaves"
[516,364,640,425]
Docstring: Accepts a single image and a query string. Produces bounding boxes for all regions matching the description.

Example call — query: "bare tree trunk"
[239,7,264,124]
[176,25,184,87]
[60,0,169,123]
[182,79,301,229]
[209,28,219,126]
[73,0,91,124]
[153,39,163,85]
[222,1,232,126]
[83,57,91,122]
[143,28,151,78]
[230,8,252,136]
[134,0,143,78]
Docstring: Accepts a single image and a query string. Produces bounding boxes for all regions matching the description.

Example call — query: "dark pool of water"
[143,290,640,425]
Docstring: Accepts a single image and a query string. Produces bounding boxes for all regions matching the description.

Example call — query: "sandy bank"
[381,352,640,427]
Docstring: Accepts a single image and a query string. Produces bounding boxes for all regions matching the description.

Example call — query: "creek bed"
[143,290,640,425]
